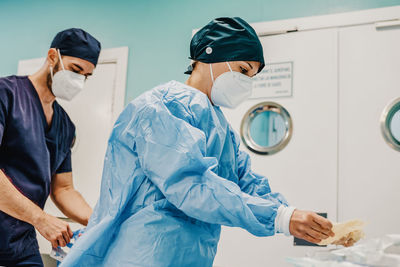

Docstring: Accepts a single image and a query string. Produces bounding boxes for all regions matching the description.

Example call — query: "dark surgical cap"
[51,28,101,66]
[185,17,265,74]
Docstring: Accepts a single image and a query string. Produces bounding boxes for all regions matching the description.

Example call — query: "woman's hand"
[289,209,334,244]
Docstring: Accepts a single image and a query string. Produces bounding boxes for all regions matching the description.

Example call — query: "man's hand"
[0,171,72,248]
[33,212,73,248]
[289,210,334,244]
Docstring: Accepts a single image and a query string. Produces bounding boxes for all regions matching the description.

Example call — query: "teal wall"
[1,0,399,104]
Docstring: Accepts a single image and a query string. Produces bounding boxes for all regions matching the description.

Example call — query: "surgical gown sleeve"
[133,103,286,237]
[234,132,295,235]
[237,148,288,204]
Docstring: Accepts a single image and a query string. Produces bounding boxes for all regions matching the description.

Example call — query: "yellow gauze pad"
[318,219,365,246]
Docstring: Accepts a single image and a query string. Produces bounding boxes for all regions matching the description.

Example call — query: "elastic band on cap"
[184,64,194,75]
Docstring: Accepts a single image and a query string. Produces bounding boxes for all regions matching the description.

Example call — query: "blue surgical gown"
[61,80,289,267]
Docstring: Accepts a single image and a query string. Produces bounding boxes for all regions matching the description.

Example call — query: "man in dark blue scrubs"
[0,28,101,266]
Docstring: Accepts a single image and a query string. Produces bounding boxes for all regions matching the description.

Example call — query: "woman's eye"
[240,66,248,74]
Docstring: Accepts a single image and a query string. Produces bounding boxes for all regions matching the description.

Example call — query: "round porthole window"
[240,102,293,155]
[381,97,400,152]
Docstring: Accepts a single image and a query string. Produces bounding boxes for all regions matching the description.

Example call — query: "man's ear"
[47,48,59,67]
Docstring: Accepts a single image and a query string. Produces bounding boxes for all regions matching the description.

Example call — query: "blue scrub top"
[0,76,75,260]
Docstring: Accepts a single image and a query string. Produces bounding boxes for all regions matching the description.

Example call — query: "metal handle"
[56,217,75,223]
[258,27,298,37]
[375,19,400,29]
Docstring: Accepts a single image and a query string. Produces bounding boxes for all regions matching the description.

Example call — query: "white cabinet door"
[17,47,128,254]
[215,29,338,267]
[338,24,400,237]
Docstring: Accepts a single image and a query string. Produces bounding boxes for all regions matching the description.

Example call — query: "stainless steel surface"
[41,254,57,267]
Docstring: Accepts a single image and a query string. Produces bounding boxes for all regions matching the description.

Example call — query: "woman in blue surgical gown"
[61,17,334,267]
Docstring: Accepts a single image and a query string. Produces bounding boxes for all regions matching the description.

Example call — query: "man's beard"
[46,62,60,94]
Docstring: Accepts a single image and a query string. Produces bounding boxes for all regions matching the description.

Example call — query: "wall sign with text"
[251,61,293,99]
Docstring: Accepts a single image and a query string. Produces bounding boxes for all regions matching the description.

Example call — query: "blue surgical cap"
[185,17,265,74]
[50,28,101,66]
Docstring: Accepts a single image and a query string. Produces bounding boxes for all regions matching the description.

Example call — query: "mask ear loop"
[210,62,233,82]
[209,64,215,82]
[50,65,54,79]
[57,49,66,71]
[226,62,233,72]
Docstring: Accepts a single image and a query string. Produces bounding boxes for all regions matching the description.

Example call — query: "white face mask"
[210,62,253,109]
[50,49,85,101]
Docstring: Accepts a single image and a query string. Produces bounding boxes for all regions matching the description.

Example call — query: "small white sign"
[251,61,293,99]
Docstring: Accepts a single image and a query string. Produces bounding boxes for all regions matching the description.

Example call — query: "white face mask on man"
[210,62,253,109]
[50,49,86,101]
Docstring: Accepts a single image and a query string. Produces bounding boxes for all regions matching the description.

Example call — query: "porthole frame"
[240,102,293,155]
[380,97,400,152]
